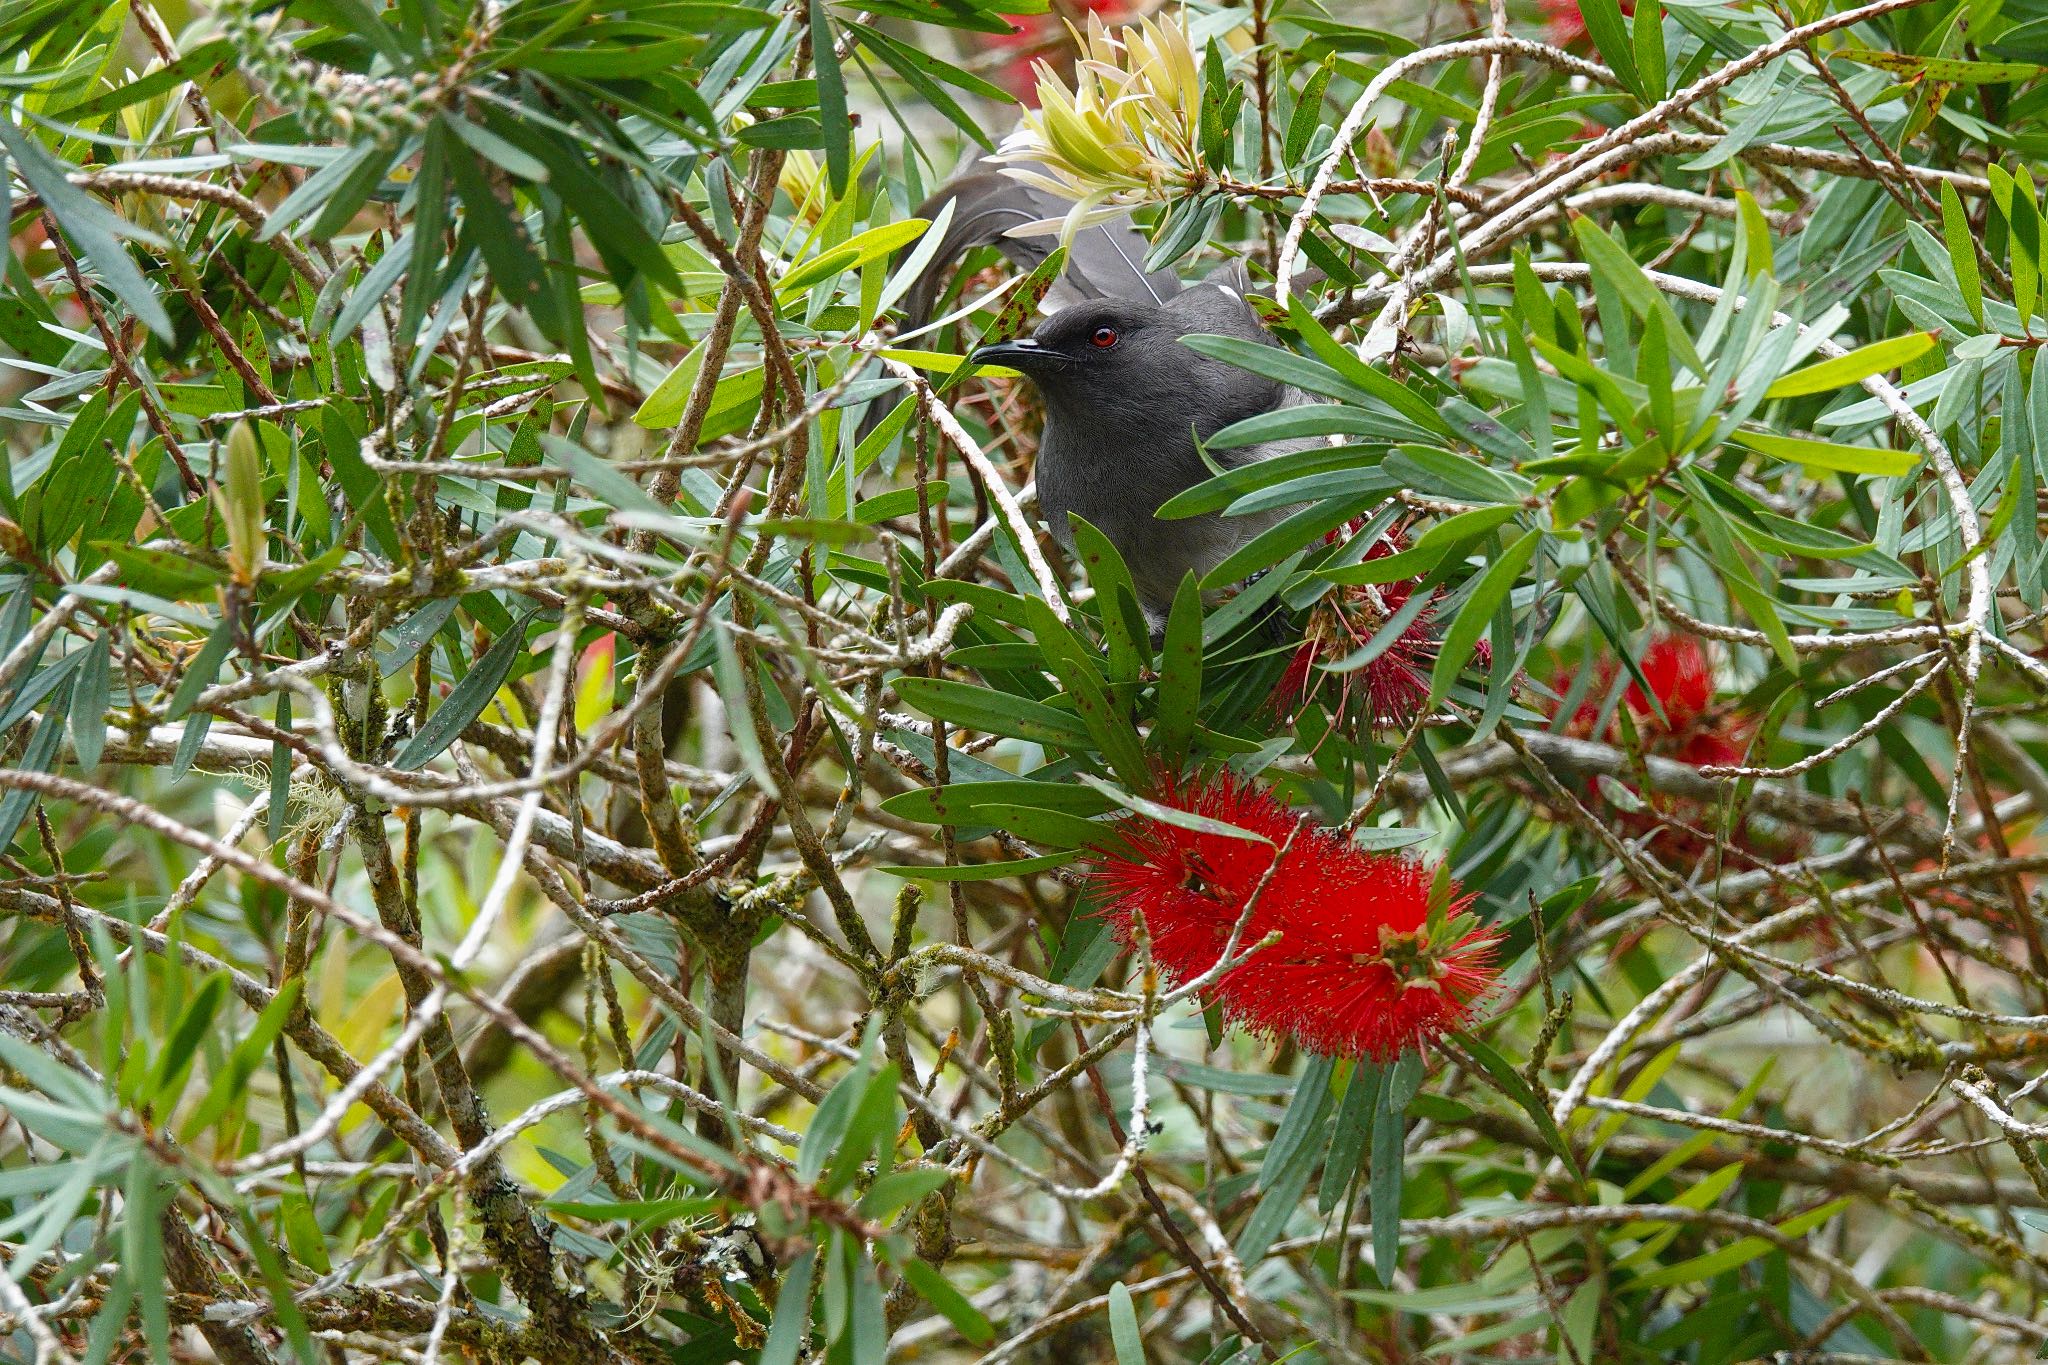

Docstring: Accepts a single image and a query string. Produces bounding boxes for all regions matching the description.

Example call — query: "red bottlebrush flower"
[1089,771,1500,1060]
[1276,527,1492,734]
[1540,0,1634,48]
[1569,634,1749,766]
[1551,635,1764,858]
[983,0,1124,102]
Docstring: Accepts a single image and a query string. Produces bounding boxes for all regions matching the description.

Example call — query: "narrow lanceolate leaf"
[1108,1282,1147,1363]
[0,120,173,338]
[1577,0,1642,96]
[1428,528,1539,708]
[1835,49,2047,83]
[1763,333,1938,398]
[1630,1199,1851,1288]
[394,610,539,770]
[1080,776,1266,849]
[1941,181,1984,328]
[895,1257,995,1346]
[1154,574,1204,770]
[166,616,237,720]
[68,632,110,770]
[1260,1054,1337,1190]
[758,1248,818,1365]
[809,0,850,194]
[778,219,930,297]
[1319,1062,1380,1214]
[894,677,1097,749]
[1725,430,1917,476]
[1369,1057,1406,1287]
[1285,58,1334,166]
[1027,598,1150,791]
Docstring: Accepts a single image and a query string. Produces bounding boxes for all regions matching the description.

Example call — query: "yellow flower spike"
[1084,11,1119,66]
[993,7,1208,210]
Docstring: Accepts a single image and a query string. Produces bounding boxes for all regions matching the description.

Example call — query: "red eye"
[1089,326,1119,349]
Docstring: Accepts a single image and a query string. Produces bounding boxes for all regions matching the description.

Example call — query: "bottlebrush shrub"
[1088,770,1500,1059]
[14,0,2048,1354]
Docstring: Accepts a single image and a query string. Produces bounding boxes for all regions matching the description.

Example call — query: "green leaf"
[279,1188,333,1274]
[150,971,228,1110]
[880,780,1116,823]
[1320,506,1519,585]
[857,1167,953,1219]
[799,1044,875,1184]
[1180,333,1382,407]
[779,219,930,297]
[165,616,236,721]
[101,545,228,600]
[1569,215,1705,376]
[1154,574,1203,770]
[1108,1282,1146,1363]
[125,1159,170,1363]
[1200,494,1379,590]
[0,119,173,338]
[1763,332,1939,399]
[394,609,539,770]
[68,631,109,769]
[1076,774,1271,843]
[1285,58,1335,166]
[1578,0,1642,97]
[846,24,1004,151]
[240,1210,319,1364]
[1427,528,1537,708]
[179,980,304,1141]
[1735,190,1774,281]
[1634,1,1667,100]
[1836,48,2046,82]
[895,1256,995,1345]
[822,1062,899,1195]
[1318,1062,1380,1214]
[1369,1056,1405,1287]
[1631,1199,1850,1289]
[760,1248,818,1365]
[1026,600,1150,791]
[953,246,1070,389]
[894,676,1097,749]
[1942,181,1984,329]
[810,0,850,193]
[1159,443,1382,519]
[1458,1032,1584,1181]
[1724,430,1917,476]
[633,338,709,429]
[269,692,293,846]
[1260,1054,1337,1190]
[1069,516,1150,697]
[1679,471,1796,667]
[877,851,1078,880]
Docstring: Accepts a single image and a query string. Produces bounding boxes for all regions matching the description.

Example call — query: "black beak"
[967,337,1064,371]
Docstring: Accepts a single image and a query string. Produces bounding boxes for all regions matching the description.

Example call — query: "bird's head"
[966,291,1286,428]
[968,301,1168,399]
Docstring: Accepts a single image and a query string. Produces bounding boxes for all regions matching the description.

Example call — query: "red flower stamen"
[1088,771,1500,1059]
[1276,527,1490,734]
[1551,634,1763,858]
[1540,0,1636,48]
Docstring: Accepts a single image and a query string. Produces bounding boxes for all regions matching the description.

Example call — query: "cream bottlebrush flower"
[995,11,1207,239]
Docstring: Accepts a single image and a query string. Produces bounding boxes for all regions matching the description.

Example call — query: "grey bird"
[904,159,1311,620]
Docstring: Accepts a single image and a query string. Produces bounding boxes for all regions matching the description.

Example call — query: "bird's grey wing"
[900,157,1179,332]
